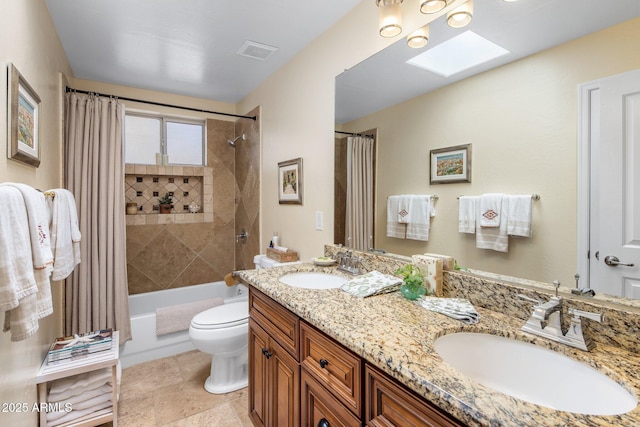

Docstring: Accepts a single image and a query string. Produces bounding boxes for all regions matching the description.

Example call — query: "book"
[46,342,115,366]
[46,329,113,364]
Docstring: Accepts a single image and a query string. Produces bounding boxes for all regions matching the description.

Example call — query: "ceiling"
[336,0,640,124]
[45,0,361,103]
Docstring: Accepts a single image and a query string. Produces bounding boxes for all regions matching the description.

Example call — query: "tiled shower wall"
[125,118,238,295]
[234,106,260,271]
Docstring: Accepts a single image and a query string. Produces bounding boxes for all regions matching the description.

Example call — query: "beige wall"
[0,1,73,425]
[342,17,640,285]
[238,0,456,260]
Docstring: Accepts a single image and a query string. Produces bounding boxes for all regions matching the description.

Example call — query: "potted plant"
[158,192,174,214]
[395,264,427,300]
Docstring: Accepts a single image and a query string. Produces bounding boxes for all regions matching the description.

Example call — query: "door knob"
[317,418,330,427]
[319,358,329,369]
[261,348,272,359]
[604,255,635,267]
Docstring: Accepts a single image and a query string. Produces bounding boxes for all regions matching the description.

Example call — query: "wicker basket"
[266,247,299,262]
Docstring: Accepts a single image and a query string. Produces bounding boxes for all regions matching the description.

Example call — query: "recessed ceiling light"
[237,40,278,61]
[406,31,510,77]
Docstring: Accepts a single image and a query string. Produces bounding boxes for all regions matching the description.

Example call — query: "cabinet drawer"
[302,369,362,427]
[250,289,299,360]
[365,365,464,427]
[301,321,363,418]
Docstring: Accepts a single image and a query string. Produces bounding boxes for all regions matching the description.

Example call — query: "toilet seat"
[191,301,249,330]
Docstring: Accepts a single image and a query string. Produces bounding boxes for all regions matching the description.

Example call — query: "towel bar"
[457,194,540,200]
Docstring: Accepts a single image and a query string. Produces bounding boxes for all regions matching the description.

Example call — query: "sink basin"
[279,272,347,290]
[434,332,637,415]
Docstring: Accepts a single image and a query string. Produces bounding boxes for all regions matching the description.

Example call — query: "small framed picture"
[430,144,471,184]
[278,157,303,204]
[7,63,41,167]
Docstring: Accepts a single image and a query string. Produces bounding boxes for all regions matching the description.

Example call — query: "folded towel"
[156,298,224,336]
[479,193,504,227]
[340,270,402,298]
[48,367,112,401]
[47,189,82,280]
[507,195,533,238]
[47,384,112,421]
[458,196,478,233]
[406,195,435,241]
[397,195,412,224]
[386,196,406,239]
[476,196,510,252]
[416,297,479,324]
[46,400,112,427]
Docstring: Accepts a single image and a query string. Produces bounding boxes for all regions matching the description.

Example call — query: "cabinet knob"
[261,348,272,359]
[319,358,329,369]
[317,418,330,427]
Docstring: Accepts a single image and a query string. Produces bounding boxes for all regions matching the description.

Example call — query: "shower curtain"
[345,135,375,251]
[64,92,131,342]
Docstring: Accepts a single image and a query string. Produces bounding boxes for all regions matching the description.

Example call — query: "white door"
[590,69,640,298]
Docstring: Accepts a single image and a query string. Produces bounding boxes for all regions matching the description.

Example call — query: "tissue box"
[266,247,298,262]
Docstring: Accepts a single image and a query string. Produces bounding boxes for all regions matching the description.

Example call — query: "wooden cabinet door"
[270,338,300,427]
[249,319,270,427]
[302,369,363,427]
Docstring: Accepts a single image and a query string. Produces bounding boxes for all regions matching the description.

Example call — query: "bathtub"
[120,281,248,368]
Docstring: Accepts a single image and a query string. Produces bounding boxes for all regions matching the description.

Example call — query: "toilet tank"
[253,254,300,269]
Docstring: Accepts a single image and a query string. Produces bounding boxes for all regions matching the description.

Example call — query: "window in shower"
[125,112,206,166]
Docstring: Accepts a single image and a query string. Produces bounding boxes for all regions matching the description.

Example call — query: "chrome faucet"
[519,280,603,351]
[335,250,363,275]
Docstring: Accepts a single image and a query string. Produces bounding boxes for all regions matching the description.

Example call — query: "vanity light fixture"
[420,0,448,14]
[447,0,473,28]
[377,0,404,38]
[407,24,430,48]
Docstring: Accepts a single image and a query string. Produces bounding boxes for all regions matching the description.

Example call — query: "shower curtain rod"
[65,87,257,121]
[334,130,375,138]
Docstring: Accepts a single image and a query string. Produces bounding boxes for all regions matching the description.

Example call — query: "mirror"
[335,0,640,300]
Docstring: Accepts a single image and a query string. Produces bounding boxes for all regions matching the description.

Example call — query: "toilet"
[188,300,249,394]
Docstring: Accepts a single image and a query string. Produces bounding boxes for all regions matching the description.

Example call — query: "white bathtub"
[120,281,248,368]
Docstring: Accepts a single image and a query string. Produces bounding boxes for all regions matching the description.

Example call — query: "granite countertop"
[237,263,640,427]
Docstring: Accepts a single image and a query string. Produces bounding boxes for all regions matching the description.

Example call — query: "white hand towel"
[479,193,504,227]
[397,195,412,223]
[476,196,510,252]
[458,196,478,233]
[386,196,406,239]
[507,195,533,238]
[1,183,54,319]
[48,367,112,401]
[47,189,82,280]
[406,195,435,241]
[46,400,112,427]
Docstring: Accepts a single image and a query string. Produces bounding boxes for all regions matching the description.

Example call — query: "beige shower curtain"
[64,92,131,342]
[345,136,375,251]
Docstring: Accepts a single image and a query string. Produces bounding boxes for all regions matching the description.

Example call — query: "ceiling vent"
[237,40,278,61]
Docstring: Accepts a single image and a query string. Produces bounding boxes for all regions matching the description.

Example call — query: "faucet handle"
[568,308,604,323]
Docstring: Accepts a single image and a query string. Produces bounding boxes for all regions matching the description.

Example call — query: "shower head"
[227,134,246,147]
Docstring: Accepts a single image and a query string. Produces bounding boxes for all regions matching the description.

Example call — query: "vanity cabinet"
[301,369,362,427]
[365,365,464,427]
[249,290,300,427]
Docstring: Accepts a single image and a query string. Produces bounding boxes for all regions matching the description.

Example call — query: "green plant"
[395,264,425,287]
[158,192,174,206]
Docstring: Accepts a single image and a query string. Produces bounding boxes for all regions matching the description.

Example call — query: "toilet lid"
[191,301,248,329]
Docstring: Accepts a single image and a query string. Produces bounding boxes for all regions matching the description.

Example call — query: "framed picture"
[7,63,41,167]
[278,157,303,204]
[430,144,471,184]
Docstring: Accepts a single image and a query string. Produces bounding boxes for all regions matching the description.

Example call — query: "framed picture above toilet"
[278,157,303,204]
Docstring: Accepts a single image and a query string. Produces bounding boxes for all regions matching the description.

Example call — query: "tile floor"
[105,350,252,426]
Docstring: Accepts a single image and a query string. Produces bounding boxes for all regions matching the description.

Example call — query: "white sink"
[279,272,347,290]
[434,332,637,415]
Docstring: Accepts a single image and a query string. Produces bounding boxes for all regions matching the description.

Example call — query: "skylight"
[406,31,510,77]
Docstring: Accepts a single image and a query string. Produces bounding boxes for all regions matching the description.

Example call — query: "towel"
[0,186,38,312]
[340,270,402,298]
[476,196,510,252]
[479,193,504,227]
[46,400,112,427]
[46,384,112,421]
[406,195,435,241]
[386,196,406,238]
[156,298,224,336]
[397,195,412,223]
[507,195,533,238]
[458,196,478,233]
[416,297,479,324]
[46,189,82,280]
[48,367,112,402]
[0,183,54,319]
